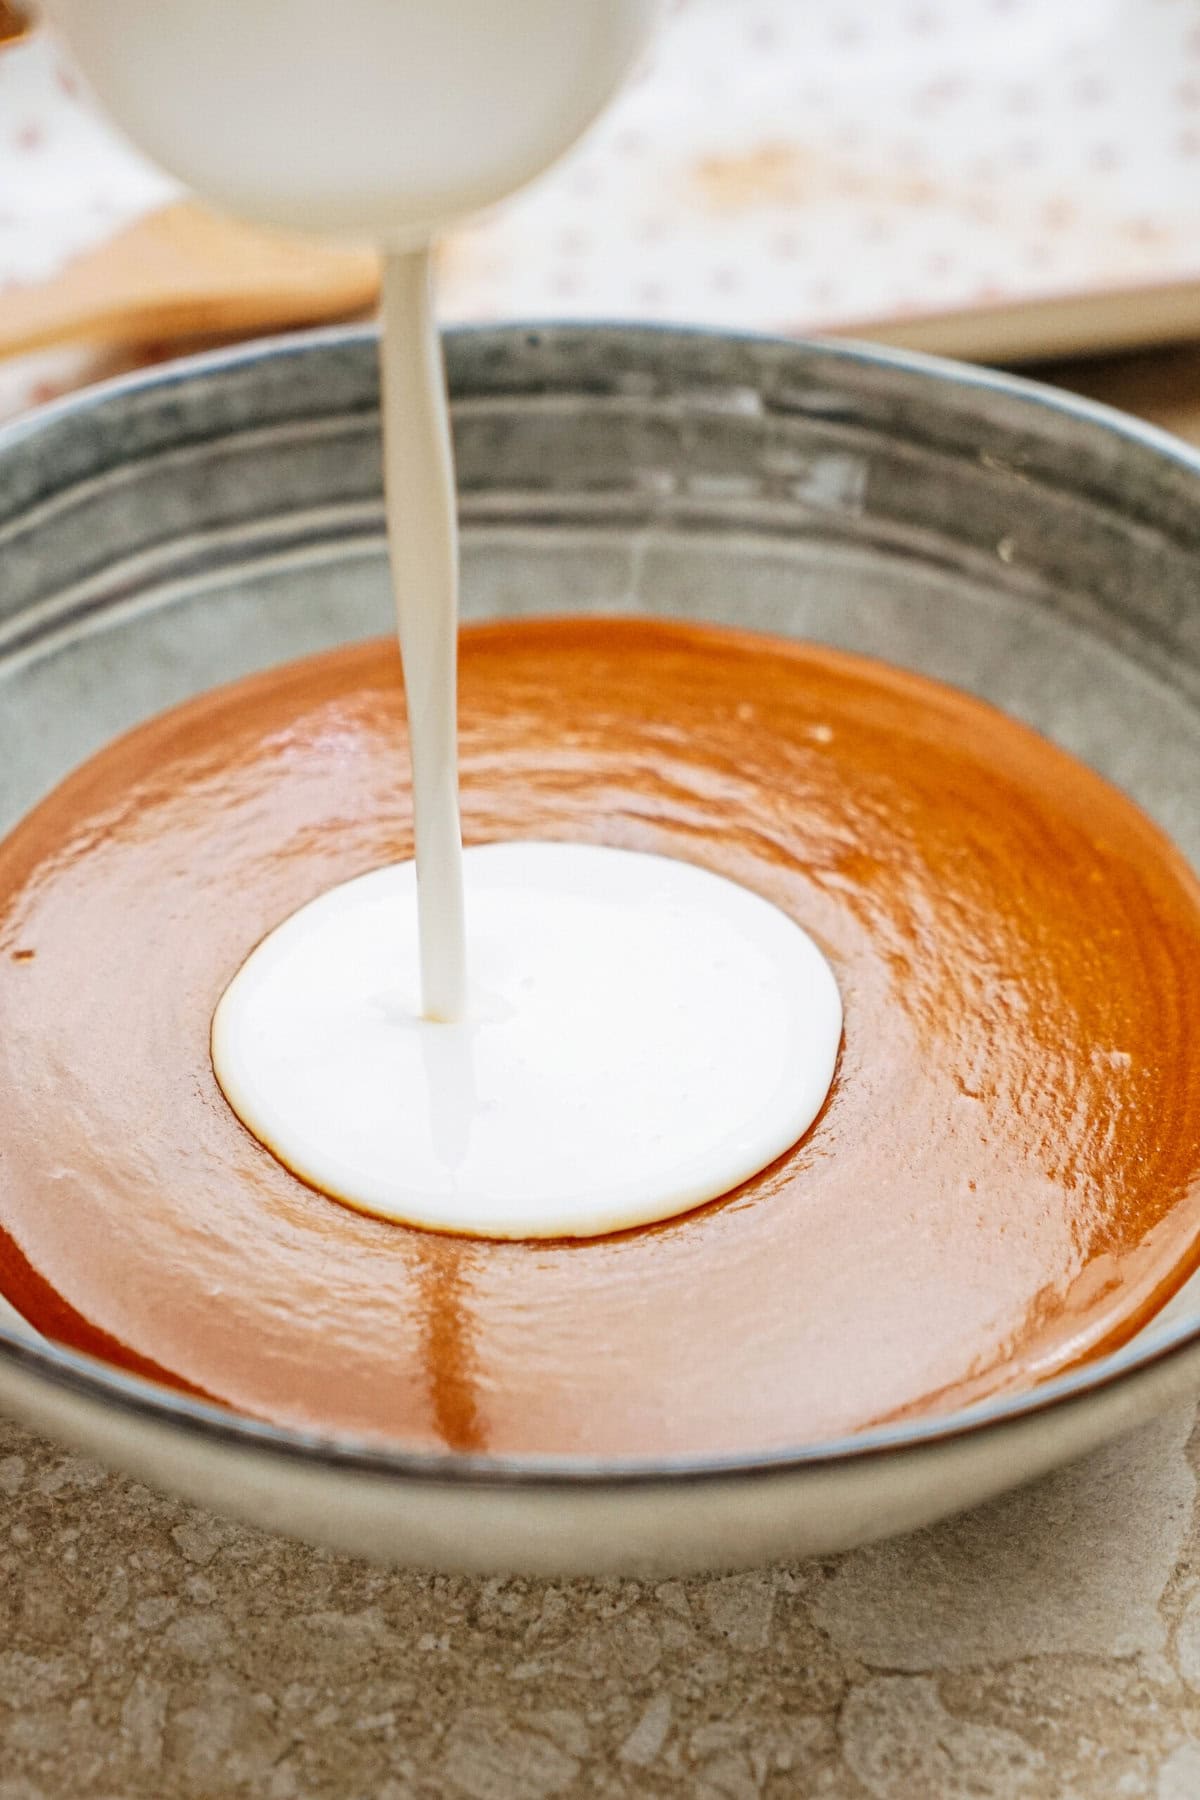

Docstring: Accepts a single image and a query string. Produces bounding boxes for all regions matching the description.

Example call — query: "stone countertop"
[3,1404,1200,1799]
[6,348,1200,1800]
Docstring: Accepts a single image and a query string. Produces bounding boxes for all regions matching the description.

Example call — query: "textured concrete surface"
[3,1403,1200,1798]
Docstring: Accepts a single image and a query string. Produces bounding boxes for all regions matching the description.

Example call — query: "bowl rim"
[2,317,1199,1491]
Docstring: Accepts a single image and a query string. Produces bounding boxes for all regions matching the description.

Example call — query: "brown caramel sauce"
[1,618,1199,1456]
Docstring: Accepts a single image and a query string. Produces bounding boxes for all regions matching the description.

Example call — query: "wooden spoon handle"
[0,2,32,46]
[0,201,381,358]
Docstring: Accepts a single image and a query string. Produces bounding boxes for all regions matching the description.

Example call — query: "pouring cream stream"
[44,0,659,1021]
[39,0,843,1239]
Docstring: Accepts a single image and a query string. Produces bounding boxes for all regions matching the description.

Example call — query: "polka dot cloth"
[5,0,1200,419]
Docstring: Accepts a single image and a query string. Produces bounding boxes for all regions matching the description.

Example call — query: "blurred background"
[4,0,1200,430]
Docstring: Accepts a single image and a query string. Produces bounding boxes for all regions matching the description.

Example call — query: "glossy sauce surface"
[2,619,1200,1456]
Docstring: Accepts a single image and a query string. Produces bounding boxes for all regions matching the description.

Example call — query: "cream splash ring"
[211,841,842,1240]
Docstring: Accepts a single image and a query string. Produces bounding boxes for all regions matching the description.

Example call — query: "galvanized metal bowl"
[1,324,1199,1574]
